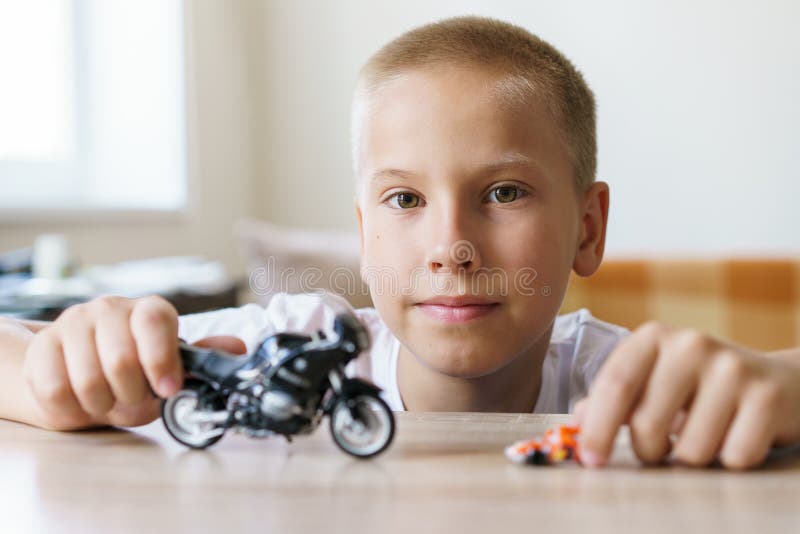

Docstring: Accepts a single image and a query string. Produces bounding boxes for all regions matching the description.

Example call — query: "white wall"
[250,0,800,255]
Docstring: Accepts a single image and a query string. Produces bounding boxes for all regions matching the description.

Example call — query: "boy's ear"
[572,181,610,278]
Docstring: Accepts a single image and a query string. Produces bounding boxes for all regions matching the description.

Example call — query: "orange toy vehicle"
[504,425,581,466]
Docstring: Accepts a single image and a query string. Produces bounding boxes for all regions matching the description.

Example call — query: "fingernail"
[579,448,606,468]
[157,376,178,398]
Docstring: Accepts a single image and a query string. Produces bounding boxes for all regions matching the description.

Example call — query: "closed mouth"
[414,296,500,323]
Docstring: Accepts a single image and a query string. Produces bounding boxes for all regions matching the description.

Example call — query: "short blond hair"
[352,16,596,192]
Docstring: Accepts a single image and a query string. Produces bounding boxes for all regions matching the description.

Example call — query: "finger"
[193,336,247,355]
[580,322,664,466]
[24,330,91,429]
[628,347,698,464]
[61,323,115,415]
[95,310,149,405]
[130,296,181,398]
[719,386,778,470]
[670,409,688,435]
[571,398,587,426]
[671,366,738,466]
[103,397,162,428]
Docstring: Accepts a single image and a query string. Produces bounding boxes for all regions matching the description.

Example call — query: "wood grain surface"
[1,412,798,534]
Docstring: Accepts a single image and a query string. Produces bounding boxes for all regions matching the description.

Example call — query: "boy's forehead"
[367,66,538,119]
[357,66,568,180]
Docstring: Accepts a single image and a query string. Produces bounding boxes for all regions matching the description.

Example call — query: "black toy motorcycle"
[161,312,395,459]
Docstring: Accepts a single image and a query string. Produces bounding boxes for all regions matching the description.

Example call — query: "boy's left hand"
[575,321,800,469]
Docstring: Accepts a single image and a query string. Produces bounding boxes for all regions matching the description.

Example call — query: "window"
[0,0,187,212]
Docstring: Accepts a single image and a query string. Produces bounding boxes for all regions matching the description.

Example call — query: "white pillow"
[235,218,372,308]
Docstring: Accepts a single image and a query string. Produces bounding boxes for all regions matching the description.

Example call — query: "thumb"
[193,336,248,355]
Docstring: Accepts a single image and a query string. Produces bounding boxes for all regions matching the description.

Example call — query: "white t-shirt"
[177,292,629,414]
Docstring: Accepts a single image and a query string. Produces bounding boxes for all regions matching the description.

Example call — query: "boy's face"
[355,65,605,379]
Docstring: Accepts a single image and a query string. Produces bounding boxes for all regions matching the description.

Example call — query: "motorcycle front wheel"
[329,393,395,459]
[161,386,225,449]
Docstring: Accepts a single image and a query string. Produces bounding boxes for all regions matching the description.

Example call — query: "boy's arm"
[768,348,800,366]
[0,318,50,427]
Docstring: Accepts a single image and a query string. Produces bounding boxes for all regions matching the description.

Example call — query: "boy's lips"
[414,296,500,323]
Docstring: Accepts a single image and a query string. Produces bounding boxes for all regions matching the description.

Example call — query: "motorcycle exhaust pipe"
[186,411,229,425]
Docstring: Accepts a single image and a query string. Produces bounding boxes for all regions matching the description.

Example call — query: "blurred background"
[1,1,798,348]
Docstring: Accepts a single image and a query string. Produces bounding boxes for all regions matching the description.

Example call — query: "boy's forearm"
[0,318,48,427]
[768,347,800,368]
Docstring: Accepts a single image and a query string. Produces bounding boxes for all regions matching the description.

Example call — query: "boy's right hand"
[23,295,184,431]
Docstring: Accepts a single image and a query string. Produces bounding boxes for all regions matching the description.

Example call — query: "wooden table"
[1,412,798,534]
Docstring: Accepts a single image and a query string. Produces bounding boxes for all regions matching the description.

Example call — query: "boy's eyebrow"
[368,153,543,182]
[369,168,418,182]
[479,153,539,174]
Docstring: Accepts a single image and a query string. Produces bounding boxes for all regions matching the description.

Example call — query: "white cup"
[32,234,71,279]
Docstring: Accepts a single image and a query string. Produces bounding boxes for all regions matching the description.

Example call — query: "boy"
[1,16,798,470]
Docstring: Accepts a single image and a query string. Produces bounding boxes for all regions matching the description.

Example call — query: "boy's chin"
[412,342,515,379]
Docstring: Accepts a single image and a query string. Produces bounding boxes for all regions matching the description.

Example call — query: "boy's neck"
[396,323,552,413]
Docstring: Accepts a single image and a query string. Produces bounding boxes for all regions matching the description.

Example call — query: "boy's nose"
[426,238,481,274]
[424,201,483,274]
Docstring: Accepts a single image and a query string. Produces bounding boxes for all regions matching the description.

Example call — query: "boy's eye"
[487,186,520,203]
[387,192,420,209]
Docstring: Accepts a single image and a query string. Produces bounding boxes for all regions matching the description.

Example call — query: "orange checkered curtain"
[561,259,800,352]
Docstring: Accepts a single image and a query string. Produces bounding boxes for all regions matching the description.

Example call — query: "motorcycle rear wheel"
[329,393,395,458]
